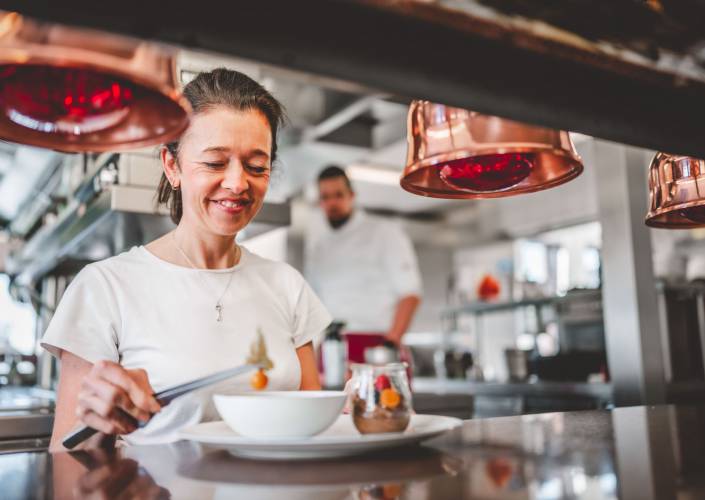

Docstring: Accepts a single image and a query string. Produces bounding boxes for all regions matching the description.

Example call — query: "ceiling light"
[645,153,705,228]
[401,101,583,198]
[0,11,189,152]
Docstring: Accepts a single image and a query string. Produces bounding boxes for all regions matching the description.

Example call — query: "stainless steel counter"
[0,412,53,442]
[3,404,705,499]
[0,387,55,452]
[413,377,613,400]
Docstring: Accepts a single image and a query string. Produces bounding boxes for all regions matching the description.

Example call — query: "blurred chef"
[304,166,422,363]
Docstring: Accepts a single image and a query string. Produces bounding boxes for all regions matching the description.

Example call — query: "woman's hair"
[157,68,285,224]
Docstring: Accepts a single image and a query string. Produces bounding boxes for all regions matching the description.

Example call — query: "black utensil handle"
[62,425,99,449]
[62,410,143,450]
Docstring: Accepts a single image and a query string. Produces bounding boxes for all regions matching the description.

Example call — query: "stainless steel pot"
[505,348,530,382]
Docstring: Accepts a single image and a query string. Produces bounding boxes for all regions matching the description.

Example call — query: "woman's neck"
[172,223,239,269]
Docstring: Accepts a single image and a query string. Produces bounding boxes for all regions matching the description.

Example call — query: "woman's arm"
[51,351,94,451]
[296,341,321,390]
[50,350,160,451]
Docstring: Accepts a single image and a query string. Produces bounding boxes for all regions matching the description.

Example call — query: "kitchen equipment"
[321,321,347,389]
[213,391,346,439]
[556,289,605,353]
[179,414,462,460]
[504,348,530,382]
[530,351,607,382]
[443,350,474,379]
[657,281,705,382]
[0,10,189,151]
[62,363,262,449]
[349,363,412,434]
[646,153,705,228]
[364,343,399,365]
[401,101,583,198]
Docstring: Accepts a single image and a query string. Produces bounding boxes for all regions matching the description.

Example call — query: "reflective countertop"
[2,404,704,499]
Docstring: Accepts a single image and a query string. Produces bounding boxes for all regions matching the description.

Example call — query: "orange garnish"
[250,368,268,390]
[486,458,513,489]
[382,483,403,498]
[380,388,401,409]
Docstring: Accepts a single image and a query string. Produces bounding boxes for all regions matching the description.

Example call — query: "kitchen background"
[0,3,704,499]
[1,45,704,433]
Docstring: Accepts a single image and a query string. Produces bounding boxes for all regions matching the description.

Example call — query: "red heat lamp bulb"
[0,64,135,134]
[679,206,705,224]
[439,152,535,192]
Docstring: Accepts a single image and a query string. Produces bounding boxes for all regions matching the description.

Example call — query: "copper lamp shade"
[401,101,583,199]
[0,11,189,152]
[645,153,705,228]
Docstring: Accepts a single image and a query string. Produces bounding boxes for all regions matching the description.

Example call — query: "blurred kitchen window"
[581,247,601,289]
[0,274,37,355]
[516,240,548,284]
[556,247,570,295]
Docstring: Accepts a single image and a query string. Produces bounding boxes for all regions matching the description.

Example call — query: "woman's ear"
[160,146,181,189]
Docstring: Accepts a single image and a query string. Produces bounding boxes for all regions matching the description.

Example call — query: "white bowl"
[213,391,347,439]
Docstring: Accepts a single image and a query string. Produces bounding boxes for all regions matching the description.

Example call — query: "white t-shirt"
[304,210,422,332]
[41,246,331,445]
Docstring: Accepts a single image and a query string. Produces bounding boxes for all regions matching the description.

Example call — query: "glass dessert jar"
[350,363,412,434]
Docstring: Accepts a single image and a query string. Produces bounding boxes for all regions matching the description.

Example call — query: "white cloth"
[304,210,422,332]
[41,246,331,444]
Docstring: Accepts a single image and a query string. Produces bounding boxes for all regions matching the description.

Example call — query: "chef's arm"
[296,341,322,390]
[386,294,421,345]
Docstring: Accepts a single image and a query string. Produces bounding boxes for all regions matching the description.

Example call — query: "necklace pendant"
[215,303,223,322]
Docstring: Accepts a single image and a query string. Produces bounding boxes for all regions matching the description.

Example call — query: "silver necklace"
[172,232,241,322]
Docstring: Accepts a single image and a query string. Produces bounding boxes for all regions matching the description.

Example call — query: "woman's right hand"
[77,360,161,435]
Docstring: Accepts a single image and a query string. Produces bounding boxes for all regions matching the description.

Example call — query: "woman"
[43,69,331,450]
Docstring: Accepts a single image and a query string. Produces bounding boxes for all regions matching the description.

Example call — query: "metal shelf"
[8,184,289,286]
[442,289,602,318]
[413,377,613,401]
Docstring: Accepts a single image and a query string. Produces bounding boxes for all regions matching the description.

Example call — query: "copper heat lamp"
[0,11,189,152]
[645,153,705,228]
[401,101,583,198]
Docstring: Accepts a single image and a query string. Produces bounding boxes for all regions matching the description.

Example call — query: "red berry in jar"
[374,374,391,391]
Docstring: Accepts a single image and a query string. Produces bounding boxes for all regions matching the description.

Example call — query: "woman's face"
[165,106,272,237]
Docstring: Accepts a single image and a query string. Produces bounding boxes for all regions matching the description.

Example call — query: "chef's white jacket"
[304,210,422,332]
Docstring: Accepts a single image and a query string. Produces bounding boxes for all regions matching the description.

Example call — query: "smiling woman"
[157,69,284,231]
[41,69,331,450]
[161,107,272,239]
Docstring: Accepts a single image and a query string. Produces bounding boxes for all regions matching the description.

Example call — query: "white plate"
[179,414,462,460]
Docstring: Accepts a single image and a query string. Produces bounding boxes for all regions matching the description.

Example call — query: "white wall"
[241,227,289,263]
[408,244,453,333]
